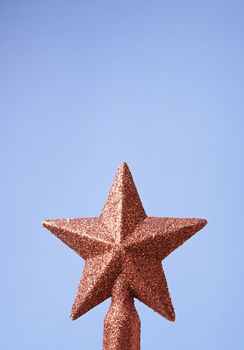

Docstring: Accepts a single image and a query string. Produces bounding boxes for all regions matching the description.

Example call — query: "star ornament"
[43,162,207,347]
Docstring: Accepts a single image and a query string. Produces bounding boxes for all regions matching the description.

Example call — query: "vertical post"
[103,275,141,350]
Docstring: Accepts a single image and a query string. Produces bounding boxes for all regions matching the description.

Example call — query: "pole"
[103,275,141,350]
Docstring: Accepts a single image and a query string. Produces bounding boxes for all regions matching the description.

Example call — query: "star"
[43,162,207,323]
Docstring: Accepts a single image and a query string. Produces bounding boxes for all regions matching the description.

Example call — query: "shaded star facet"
[43,162,207,322]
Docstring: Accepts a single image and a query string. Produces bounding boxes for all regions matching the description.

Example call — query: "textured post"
[103,275,140,350]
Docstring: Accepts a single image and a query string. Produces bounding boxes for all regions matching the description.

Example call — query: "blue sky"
[1,1,244,349]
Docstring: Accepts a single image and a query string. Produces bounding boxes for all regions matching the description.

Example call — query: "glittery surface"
[43,162,207,349]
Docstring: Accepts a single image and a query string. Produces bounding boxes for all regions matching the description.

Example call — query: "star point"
[100,162,146,243]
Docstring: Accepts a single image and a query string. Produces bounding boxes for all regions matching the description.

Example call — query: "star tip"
[70,306,81,320]
[119,161,128,167]
[160,307,176,322]
[116,162,128,174]
[117,161,131,175]
[42,219,49,228]
[167,310,176,322]
[200,218,208,228]
[70,312,78,321]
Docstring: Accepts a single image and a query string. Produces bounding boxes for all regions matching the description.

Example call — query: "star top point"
[100,162,146,243]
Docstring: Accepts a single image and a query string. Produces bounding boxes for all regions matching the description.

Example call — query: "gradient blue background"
[1,1,243,349]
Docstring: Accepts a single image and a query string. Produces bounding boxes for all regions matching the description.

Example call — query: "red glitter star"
[43,162,207,349]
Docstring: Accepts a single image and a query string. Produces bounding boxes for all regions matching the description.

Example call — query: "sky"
[1,1,244,349]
